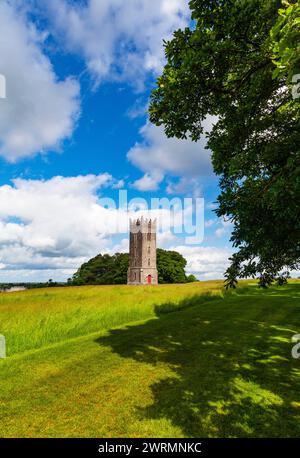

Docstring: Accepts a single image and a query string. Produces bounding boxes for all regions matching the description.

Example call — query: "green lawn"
[0,281,300,437]
[0,282,224,356]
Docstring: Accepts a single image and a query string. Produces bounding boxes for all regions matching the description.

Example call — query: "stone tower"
[127,217,158,285]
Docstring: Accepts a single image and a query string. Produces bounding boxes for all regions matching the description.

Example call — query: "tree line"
[71,249,197,285]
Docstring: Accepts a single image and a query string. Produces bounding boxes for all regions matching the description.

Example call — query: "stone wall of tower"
[127,217,158,285]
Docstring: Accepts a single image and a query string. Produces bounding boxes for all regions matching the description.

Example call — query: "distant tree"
[71,249,191,285]
[186,274,198,283]
[47,279,58,287]
[149,0,300,287]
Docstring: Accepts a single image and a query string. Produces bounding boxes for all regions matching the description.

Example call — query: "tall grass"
[0,282,225,356]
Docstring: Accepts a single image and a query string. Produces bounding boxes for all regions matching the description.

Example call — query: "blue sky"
[0,0,234,282]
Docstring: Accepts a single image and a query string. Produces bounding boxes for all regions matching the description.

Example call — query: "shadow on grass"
[155,291,223,314]
[96,285,300,437]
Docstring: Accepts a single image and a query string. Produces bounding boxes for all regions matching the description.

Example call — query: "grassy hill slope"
[0,282,224,356]
[0,281,300,437]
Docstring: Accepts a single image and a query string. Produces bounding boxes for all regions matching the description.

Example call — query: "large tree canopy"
[72,253,129,285]
[149,0,300,287]
[156,248,188,283]
[71,249,195,285]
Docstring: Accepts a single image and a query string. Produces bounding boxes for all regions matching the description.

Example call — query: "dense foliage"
[149,0,300,287]
[71,249,196,285]
[271,0,300,80]
[72,253,129,285]
[156,248,188,284]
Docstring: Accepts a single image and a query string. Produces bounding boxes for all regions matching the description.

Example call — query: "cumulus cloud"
[36,0,190,88]
[128,120,216,191]
[132,173,163,192]
[0,174,199,281]
[166,177,203,197]
[0,174,117,279]
[173,245,233,280]
[0,170,231,281]
[0,1,80,162]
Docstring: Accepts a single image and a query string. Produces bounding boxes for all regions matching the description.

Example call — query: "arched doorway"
[147,274,152,285]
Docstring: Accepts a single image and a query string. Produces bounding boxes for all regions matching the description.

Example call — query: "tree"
[71,249,191,285]
[271,0,300,81]
[72,253,129,285]
[157,248,188,283]
[186,274,198,283]
[149,0,300,287]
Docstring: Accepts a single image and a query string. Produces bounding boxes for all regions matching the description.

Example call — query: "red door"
[147,275,152,284]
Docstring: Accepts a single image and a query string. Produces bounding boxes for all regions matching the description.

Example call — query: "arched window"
[147,233,151,241]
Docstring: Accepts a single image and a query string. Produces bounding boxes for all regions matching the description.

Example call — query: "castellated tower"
[127,217,158,285]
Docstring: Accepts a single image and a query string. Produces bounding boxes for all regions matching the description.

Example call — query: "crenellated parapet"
[129,216,157,234]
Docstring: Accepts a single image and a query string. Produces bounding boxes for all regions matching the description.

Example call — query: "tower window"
[147,233,151,241]
[148,259,150,266]
[148,246,150,254]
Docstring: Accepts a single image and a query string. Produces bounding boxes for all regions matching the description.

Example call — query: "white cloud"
[132,173,163,191]
[157,231,177,246]
[0,269,76,283]
[0,1,80,162]
[38,0,190,87]
[126,98,149,119]
[166,177,203,197]
[0,174,118,280]
[215,227,226,238]
[128,120,216,191]
[0,166,230,282]
[173,245,233,280]
[205,219,217,228]
[213,218,233,239]
[105,238,128,255]
[0,174,199,281]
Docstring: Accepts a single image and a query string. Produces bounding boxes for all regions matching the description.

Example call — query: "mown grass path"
[0,281,300,437]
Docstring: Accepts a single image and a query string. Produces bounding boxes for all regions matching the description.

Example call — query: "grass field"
[1,281,300,437]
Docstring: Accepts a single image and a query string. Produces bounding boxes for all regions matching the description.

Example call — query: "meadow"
[0,280,300,437]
